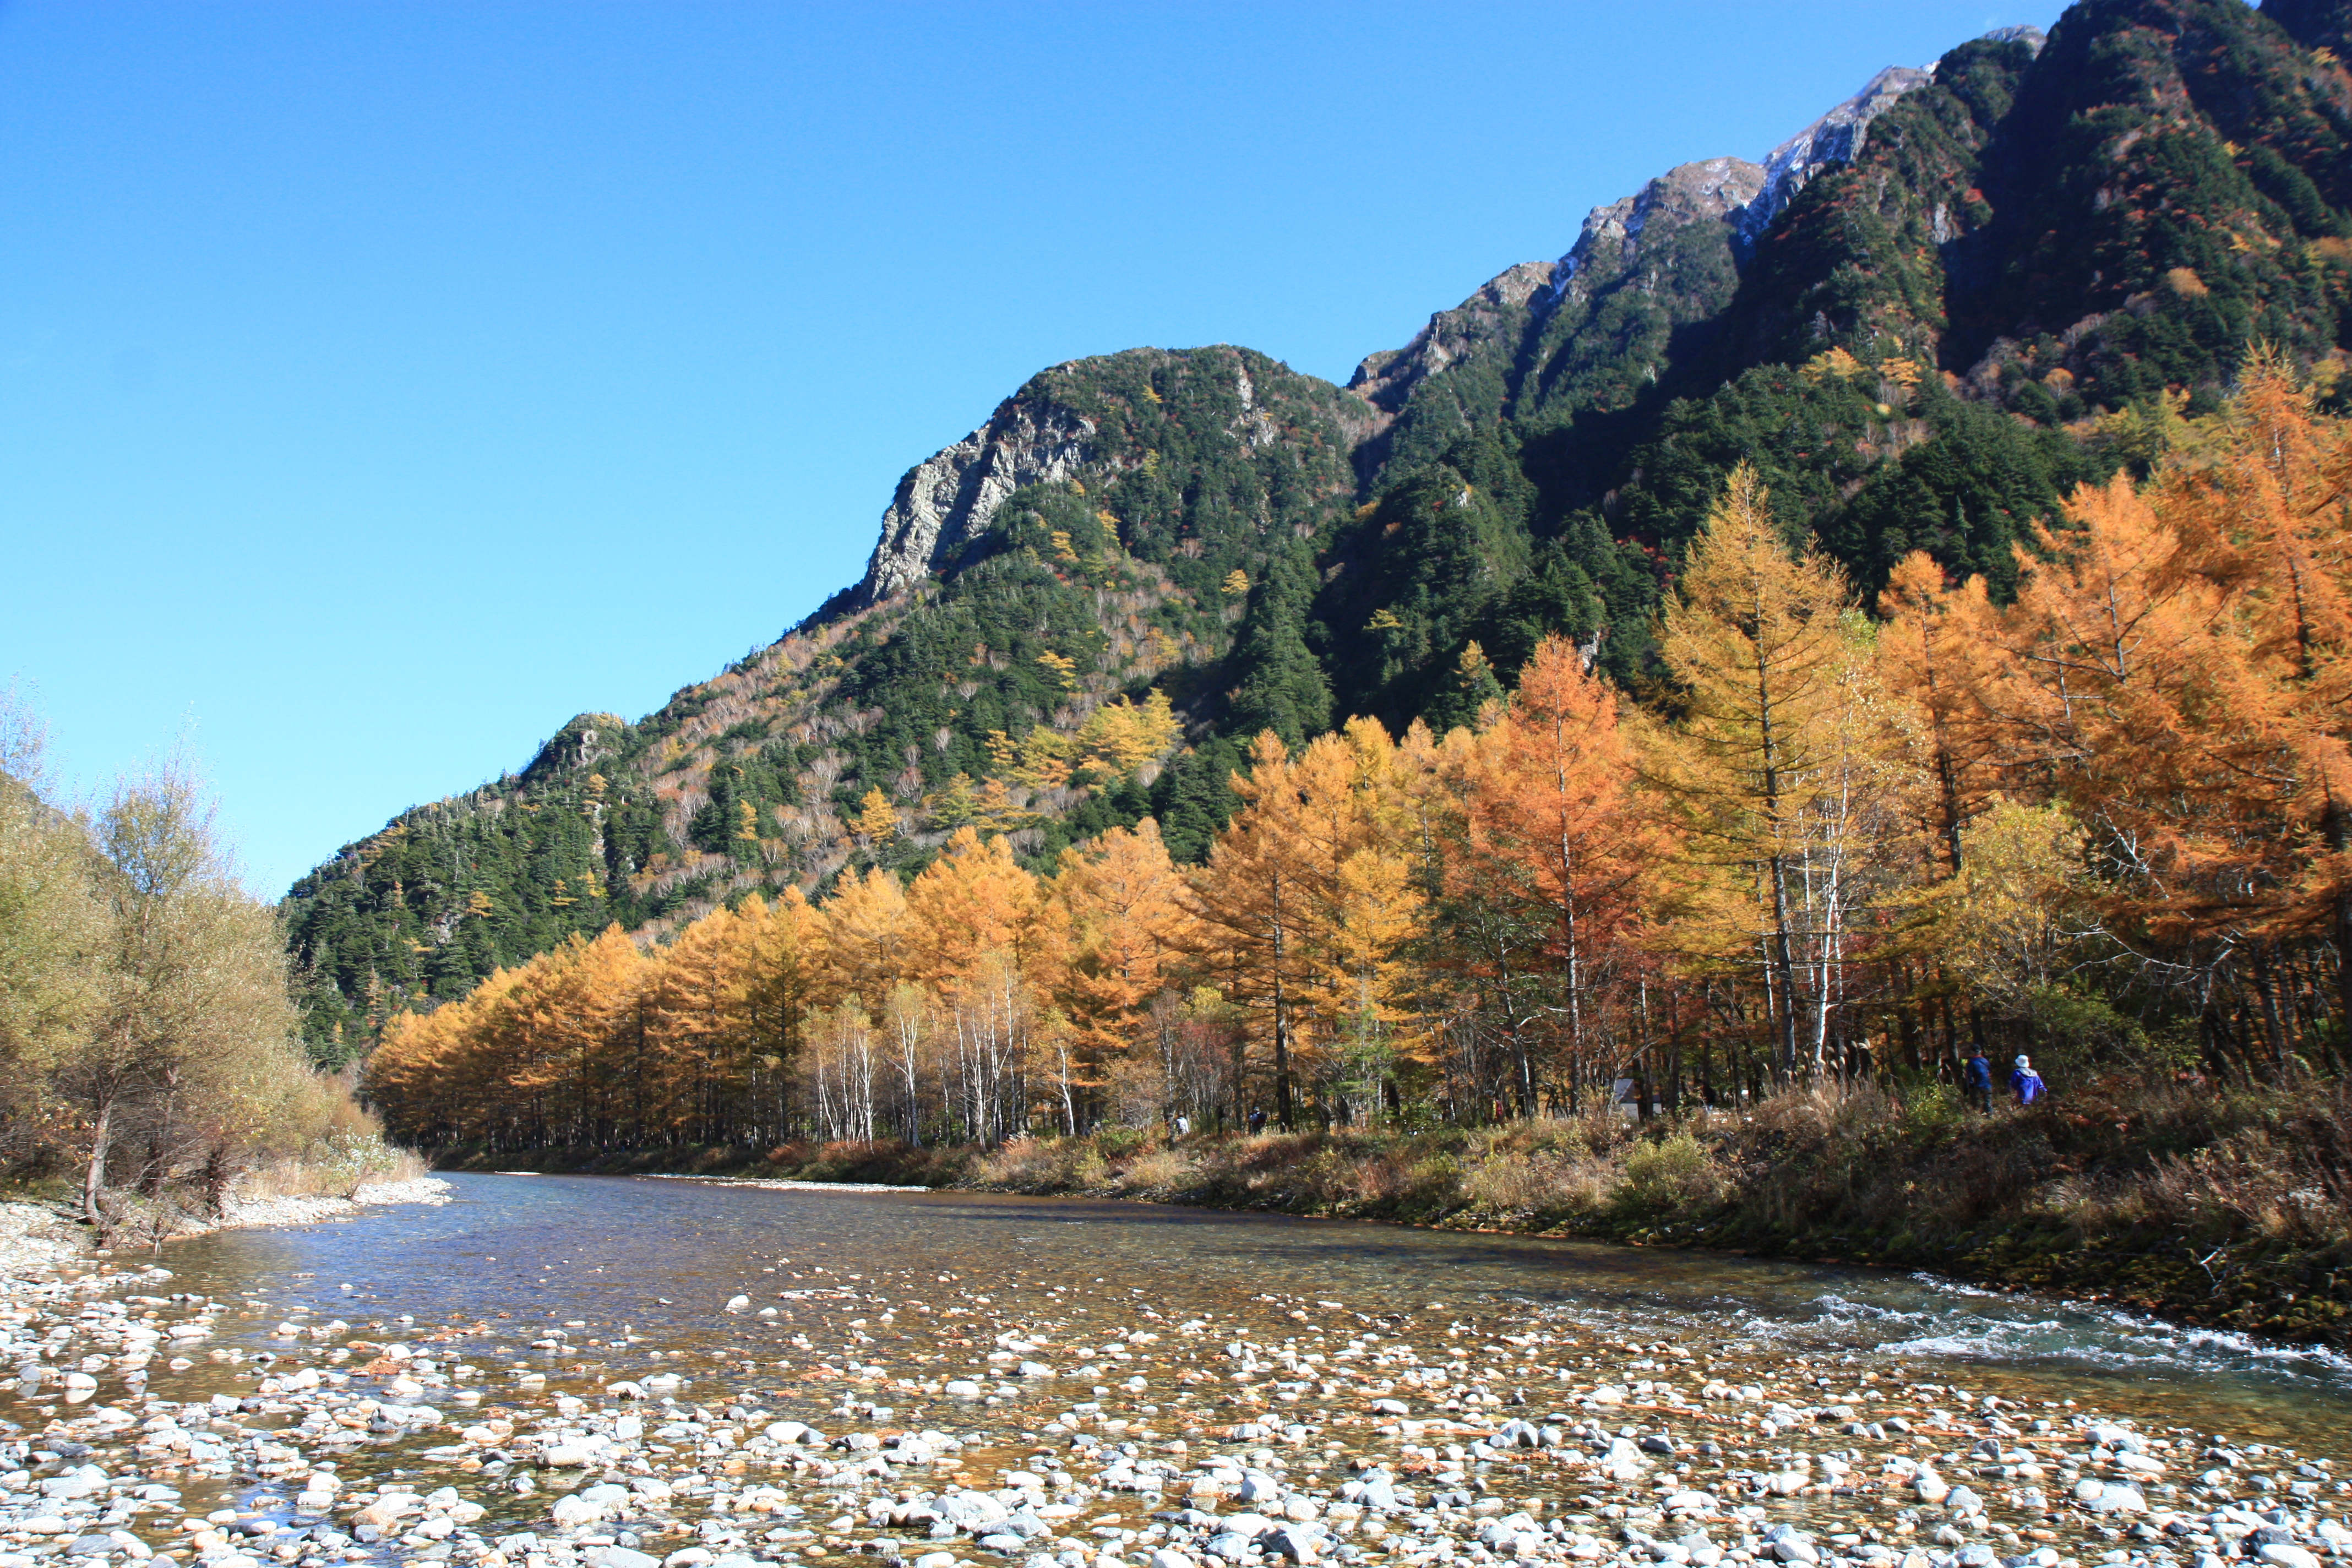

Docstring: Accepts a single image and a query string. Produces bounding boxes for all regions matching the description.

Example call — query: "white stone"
[587,1549,661,1568]
[2260,1548,2321,1568]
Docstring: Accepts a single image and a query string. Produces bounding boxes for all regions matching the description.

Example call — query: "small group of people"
[1167,1109,1270,1137]
[1963,1047,2046,1112]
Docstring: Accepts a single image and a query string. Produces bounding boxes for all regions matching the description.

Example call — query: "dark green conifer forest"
[283,0,2352,1064]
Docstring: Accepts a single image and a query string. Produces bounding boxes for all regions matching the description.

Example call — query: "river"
[8,1172,2352,1568]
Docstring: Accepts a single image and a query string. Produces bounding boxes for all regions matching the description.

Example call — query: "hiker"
[1963,1047,1994,1113]
[1248,1108,1267,1135]
[1173,1114,1191,1137]
[2011,1053,2047,1106]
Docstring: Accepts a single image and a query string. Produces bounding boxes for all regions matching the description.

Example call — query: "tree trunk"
[82,1098,114,1235]
[1269,873,1295,1131]
[1755,633,1804,1082]
[2252,942,2294,1077]
[2328,796,2352,1039]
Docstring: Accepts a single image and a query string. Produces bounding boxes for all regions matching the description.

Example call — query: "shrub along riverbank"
[0,705,416,1248]
[433,1072,2352,1348]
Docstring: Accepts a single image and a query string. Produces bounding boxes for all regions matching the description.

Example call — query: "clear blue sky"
[1,1,2063,898]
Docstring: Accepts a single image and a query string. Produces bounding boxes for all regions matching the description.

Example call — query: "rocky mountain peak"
[849,387,1098,609]
[1348,260,1559,419]
[1551,155,1768,306]
[1978,24,2048,53]
[1734,64,1936,252]
[1344,55,1975,436]
[873,30,2060,594]
[1732,26,2044,250]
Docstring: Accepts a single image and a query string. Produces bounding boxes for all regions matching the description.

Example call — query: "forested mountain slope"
[284,0,2352,1063]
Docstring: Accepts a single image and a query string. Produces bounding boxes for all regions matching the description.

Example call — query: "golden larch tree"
[821,865,913,1007]
[1184,732,1311,1127]
[1463,634,1653,1109]
[905,827,1042,988]
[1647,464,1878,1077]
[1049,818,1191,1060]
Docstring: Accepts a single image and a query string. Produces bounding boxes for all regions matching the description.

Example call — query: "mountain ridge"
[281,0,2352,1062]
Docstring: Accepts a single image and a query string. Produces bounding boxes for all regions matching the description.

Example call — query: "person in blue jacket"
[2011,1054,2047,1106]
[1963,1048,1994,1113]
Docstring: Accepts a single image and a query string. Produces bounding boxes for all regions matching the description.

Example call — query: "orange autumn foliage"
[368,369,2352,1142]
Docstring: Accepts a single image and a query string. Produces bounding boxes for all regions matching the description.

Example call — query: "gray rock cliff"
[1551,155,1768,305]
[851,392,1097,608]
[1349,260,1559,423]
[1734,65,1936,252]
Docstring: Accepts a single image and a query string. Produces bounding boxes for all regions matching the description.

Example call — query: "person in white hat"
[2010,1054,2046,1106]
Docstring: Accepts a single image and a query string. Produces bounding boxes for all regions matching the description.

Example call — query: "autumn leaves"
[364,823,1194,1148]
[369,366,2352,1145]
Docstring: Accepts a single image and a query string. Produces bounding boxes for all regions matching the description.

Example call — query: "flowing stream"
[156,1177,2352,1447]
[9,1173,2352,1568]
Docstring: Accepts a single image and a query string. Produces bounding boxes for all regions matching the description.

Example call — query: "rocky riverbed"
[2,1175,2347,1568]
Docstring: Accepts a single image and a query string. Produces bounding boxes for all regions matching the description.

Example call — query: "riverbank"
[8,1168,2348,1568]
[189,1175,455,1237]
[0,1175,455,1278]
[433,1076,2352,1349]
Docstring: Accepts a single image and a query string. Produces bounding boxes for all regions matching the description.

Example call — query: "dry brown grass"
[1113,1147,1195,1192]
[881,1079,2352,1286]
[1743,1078,1899,1146]
[241,1139,433,1201]
[2060,1081,2352,1243]
[973,1137,1109,1191]
[1462,1145,1616,1216]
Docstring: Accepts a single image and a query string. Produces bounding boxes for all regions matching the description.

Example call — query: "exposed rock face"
[1346,155,1776,427]
[852,392,1098,607]
[1349,260,1558,421]
[1735,65,1938,251]
[1342,156,1773,460]
[519,713,622,785]
[1553,155,1767,304]
[1344,53,1966,438]
[1730,28,2039,252]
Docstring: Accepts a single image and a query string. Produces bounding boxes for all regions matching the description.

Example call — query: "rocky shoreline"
[0,1177,459,1563]
[1,1171,2350,1568]
[188,1183,455,1242]
[0,1182,455,1282]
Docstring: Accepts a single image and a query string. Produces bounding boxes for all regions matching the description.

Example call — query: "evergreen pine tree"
[1151,739,1243,864]
[1227,543,1333,748]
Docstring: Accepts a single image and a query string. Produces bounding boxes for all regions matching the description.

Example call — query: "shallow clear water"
[138,1173,2352,1455]
[16,1170,2352,1566]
